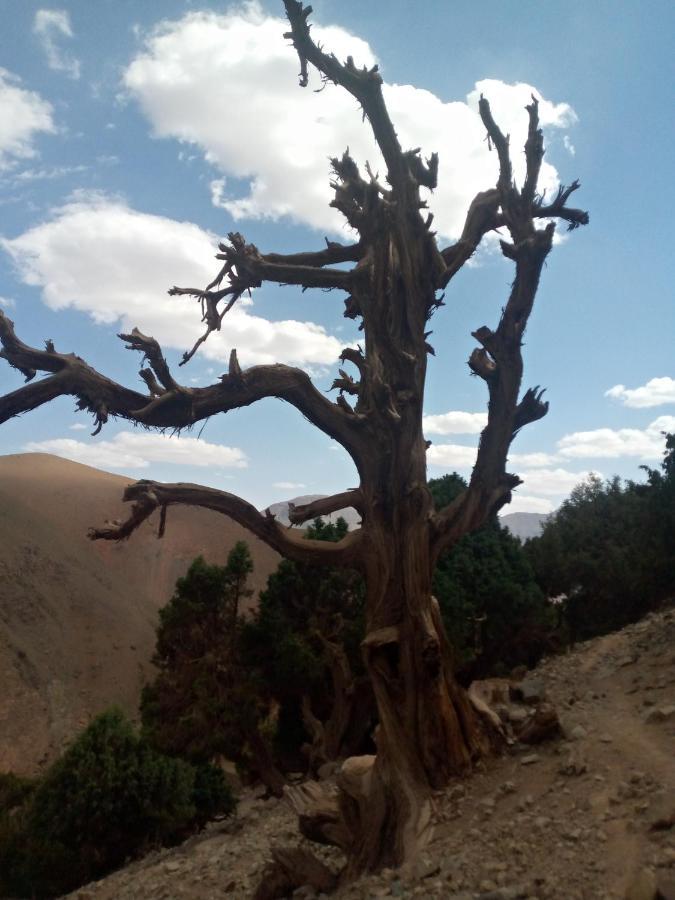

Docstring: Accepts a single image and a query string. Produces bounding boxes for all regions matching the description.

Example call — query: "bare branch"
[283,1,409,191]
[263,238,364,267]
[0,312,365,459]
[432,92,588,558]
[478,94,513,196]
[287,489,363,526]
[90,480,365,569]
[119,328,179,391]
[438,189,500,287]
[522,95,544,207]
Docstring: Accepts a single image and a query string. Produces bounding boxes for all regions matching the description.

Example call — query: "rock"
[317,762,338,781]
[511,677,546,704]
[625,868,658,900]
[570,724,588,740]
[516,702,562,744]
[413,855,440,880]
[520,753,540,765]
[292,887,317,899]
[644,705,675,724]
[478,888,529,900]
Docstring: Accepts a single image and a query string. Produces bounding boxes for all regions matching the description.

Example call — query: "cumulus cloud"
[68,422,88,431]
[0,69,55,170]
[123,5,576,239]
[423,410,487,435]
[508,451,560,468]
[33,9,81,79]
[500,493,555,516]
[558,416,675,461]
[518,467,601,496]
[426,442,477,469]
[24,430,247,471]
[0,295,15,309]
[2,192,345,368]
[273,481,306,490]
[605,377,675,409]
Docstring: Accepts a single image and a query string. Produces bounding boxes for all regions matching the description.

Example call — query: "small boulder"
[510,677,546,704]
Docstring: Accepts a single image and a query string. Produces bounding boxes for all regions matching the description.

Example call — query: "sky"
[0,0,674,515]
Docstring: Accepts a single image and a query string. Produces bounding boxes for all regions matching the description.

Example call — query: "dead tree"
[0,0,588,879]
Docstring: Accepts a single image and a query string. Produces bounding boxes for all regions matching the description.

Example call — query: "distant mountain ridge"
[0,453,279,775]
[499,511,550,541]
[265,494,361,529]
[266,494,550,541]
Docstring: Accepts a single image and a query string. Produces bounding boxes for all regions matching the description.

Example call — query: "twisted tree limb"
[431,95,588,557]
[90,480,365,569]
[287,489,363,526]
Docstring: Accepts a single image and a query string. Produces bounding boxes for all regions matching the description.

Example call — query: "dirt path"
[68,608,675,900]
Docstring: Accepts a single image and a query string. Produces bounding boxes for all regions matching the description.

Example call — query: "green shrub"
[192,762,236,824]
[0,709,235,898]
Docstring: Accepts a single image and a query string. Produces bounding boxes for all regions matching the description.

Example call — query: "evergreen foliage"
[141,546,264,765]
[0,709,234,899]
[240,517,370,766]
[429,475,554,679]
[525,434,675,641]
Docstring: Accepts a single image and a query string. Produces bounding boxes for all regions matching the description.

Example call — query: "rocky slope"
[0,453,280,774]
[67,607,675,900]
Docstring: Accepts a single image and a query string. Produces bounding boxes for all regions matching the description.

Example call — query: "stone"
[570,724,588,740]
[317,762,338,781]
[520,753,540,765]
[645,705,675,724]
[625,868,658,900]
[511,677,546,704]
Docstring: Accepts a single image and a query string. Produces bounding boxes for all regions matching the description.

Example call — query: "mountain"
[268,495,549,542]
[500,511,550,541]
[265,493,361,529]
[0,453,280,775]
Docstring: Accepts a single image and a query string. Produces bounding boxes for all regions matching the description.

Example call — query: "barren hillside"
[0,453,279,774]
[68,607,675,900]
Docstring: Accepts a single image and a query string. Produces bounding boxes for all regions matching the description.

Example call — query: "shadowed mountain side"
[0,453,279,775]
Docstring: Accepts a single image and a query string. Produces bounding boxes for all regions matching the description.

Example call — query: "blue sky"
[1,0,674,513]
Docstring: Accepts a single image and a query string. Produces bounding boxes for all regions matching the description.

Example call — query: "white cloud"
[13,164,88,183]
[24,430,247,471]
[508,451,560,468]
[2,192,345,368]
[33,9,81,79]
[423,410,487,435]
[606,377,675,409]
[500,493,554,516]
[558,416,675,461]
[69,422,88,431]
[0,295,15,309]
[519,467,601,496]
[123,6,576,240]
[426,443,477,469]
[0,69,55,170]
[273,481,306,490]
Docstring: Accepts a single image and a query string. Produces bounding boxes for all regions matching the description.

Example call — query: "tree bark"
[247,728,286,798]
[336,514,492,876]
